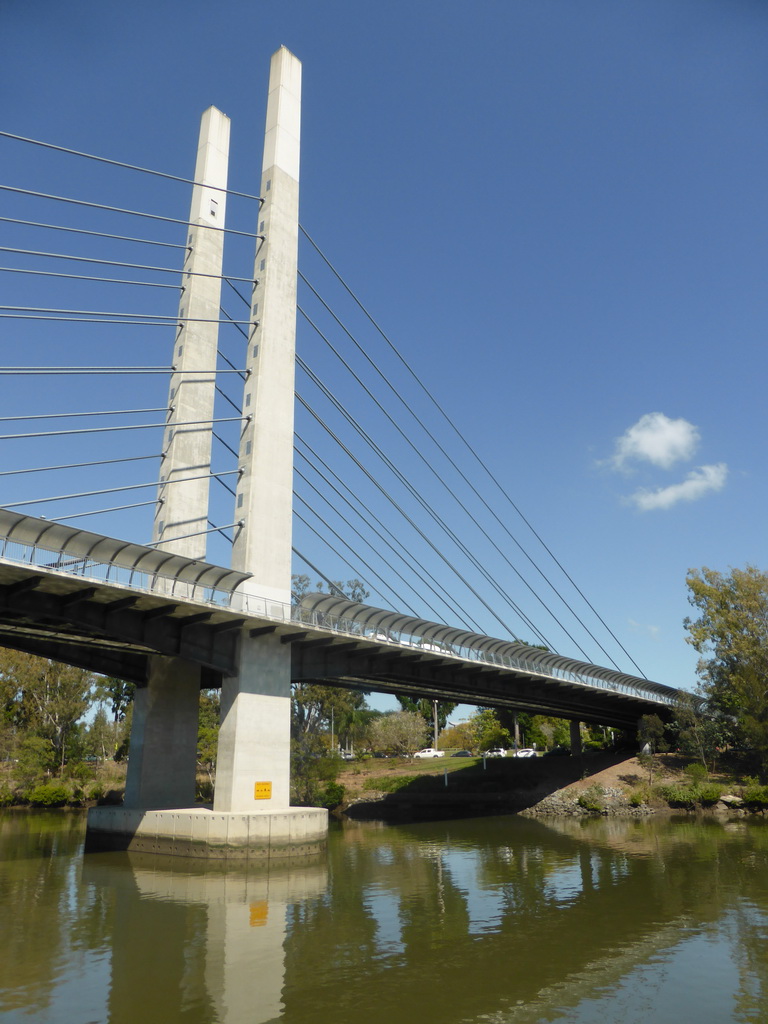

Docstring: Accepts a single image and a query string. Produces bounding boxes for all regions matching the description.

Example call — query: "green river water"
[1,810,767,1023]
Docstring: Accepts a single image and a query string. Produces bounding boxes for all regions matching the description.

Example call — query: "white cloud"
[612,412,700,470]
[629,463,728,511]
[628,619,660,640]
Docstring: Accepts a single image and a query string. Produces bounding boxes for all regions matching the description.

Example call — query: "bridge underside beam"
[290,644,671,731]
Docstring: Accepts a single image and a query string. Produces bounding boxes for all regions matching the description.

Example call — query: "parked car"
[483,748,507,758]
[450,750,473,758]
[513,748,537,758]
[413,748,445,759]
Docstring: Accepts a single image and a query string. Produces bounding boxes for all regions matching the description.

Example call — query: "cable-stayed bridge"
[0,49,684,856]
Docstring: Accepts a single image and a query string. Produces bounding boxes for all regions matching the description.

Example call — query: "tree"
[3,651,94,772]
[396,697,457,745]
[290,731,345,808]
[673,692,725,773]
[685,566,768,770]
[369,711,429,756]
[94,676,135,723]
[291,574,370,606]
[290,577,372,748]
[438,720,478,752]
[197,690,220,790]
[292,684,368,745]
[87,707,113,761]
[637,713,668,784]
[471,708,511,752]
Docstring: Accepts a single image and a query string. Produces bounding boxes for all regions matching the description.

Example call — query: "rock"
[719,794,744,807]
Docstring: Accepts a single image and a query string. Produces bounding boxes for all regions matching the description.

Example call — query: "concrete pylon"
[153,105,230,559]
[124,108,230,810]
[214,48,302,813]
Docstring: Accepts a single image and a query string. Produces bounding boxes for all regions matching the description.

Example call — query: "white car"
[514,748,537,758]
[483,748,507,758]
[413,748,445,759]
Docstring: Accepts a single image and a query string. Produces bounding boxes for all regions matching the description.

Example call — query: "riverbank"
[4,749,765,821]
[336,750,765,822]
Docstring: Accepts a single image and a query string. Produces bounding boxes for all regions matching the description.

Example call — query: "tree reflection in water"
[3,812,768,1023]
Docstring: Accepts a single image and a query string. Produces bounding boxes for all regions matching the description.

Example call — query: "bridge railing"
[0,534,675,706]
[285,601,676,706]
[0,537,239,609]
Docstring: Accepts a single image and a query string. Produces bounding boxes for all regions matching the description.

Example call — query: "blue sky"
[2,1,768,711]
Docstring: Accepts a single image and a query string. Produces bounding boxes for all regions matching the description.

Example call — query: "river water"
[1,810,767,1023]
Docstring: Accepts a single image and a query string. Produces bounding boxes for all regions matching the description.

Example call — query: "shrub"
[657,784,696,808]
[697,783,724,806]
[656,781,723,808]
[0,784,16,807]
[28,783,70,807]
[743,784,768,808]
[685,763,708,785]
[318,781,345,808]
[629,789,646,807]
[583,739,605,752]
[87,783,105,803]
[577,784,604,812]
[195,778,214,803]
[67,761,96,785]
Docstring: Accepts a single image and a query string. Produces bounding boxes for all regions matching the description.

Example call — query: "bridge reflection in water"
[0,814,758,1023]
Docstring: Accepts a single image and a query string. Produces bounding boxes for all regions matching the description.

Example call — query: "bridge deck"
[0,511,683,728]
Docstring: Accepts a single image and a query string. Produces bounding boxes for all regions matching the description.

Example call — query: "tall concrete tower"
[153,106,231,560]
[214,47,302,812]
[231,46,301,606]
[124,107,231,811]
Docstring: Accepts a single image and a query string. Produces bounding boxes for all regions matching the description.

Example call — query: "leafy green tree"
[438,719,478,752]
[638,713,668,784]
[673,692,726,773]
[292,683,368,743]
[291,574,370,605]
[3,651,94,772]
[290,732,345,808]
[86,707,112,760]
[15,735,58,788]
[396,697,457,745]
[197,690,220,788]
[94,676,135,724]
[551,718,570,748]
[514,712,549,750]
[471,708,511,752]
[685,565,768,770]
[290,575,372,751]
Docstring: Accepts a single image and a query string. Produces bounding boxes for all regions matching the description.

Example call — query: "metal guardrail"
[0,536,239,609]
[0,534,676,707]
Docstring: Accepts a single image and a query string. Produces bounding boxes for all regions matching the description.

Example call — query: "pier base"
[86,805,328,861]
